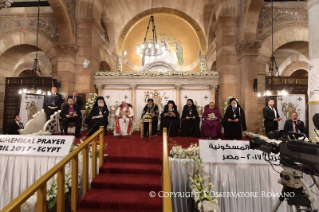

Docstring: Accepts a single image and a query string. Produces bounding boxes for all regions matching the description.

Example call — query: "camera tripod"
[272,167,319,212]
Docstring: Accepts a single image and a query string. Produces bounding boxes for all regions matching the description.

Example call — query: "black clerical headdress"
[147,98,154,103]
[165,100,177,111]
[94,96,107,107]
[229,98,241,107]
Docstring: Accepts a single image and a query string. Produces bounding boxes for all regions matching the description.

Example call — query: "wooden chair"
[59,102,77,135]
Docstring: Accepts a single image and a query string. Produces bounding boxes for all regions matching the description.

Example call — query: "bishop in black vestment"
[88,96,109,136]
[141,99,159,137]
[180,99,200,137]
[160,100,180,137]
[223,98,247,140]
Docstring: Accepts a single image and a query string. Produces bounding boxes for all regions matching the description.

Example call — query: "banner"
[19,94,45,125]
[0,135,74,157]
[308,58,319,103]
[199,140,279,164]
[276,94,306,131]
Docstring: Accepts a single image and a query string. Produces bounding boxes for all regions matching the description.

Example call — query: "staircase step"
[99,162,162,175]
[78,189,162,211]
[91,173,162,191]
[106,155,161,164]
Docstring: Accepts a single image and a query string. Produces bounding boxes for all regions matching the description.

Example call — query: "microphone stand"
[83,110,106,139]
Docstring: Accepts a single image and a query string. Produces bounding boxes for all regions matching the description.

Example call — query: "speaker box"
[253,79,257,92]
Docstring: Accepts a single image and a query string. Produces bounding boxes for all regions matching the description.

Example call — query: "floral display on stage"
[169,143,200,160]
[32,130,52,135]
[85,93,98,114]
[94,70,219,77]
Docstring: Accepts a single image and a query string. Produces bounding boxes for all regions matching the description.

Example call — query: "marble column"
[0,75,4,133]
[210,85,217,103]
[96,85,103,96]
[307,0,319,140]
[130,85,137,122]
[175,85,181,110]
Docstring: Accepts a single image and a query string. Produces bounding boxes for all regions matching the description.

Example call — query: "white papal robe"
[113,106,134,136]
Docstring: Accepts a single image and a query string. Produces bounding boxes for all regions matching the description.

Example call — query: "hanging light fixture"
[136,0,163,57]
[18,0,49,95]
[257,0,288,98]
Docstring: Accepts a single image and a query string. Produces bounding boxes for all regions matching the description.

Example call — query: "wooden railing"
[1,126,105,212]
[162,128,172,212]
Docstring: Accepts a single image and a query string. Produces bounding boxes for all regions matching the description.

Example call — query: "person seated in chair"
[88,97,109,136]
[114,101,134,136]
[284,112,306,134]
[160,100,180,137]
[60,98,82,137]
[8,115,24,134]
[141,98,159,137]
[44,87,62,121]
[181,99,200,137]
[201,102,221,139]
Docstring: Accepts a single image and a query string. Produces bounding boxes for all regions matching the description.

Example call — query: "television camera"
[249,114,319,212]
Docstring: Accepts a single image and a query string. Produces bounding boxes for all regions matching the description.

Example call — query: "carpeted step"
[99,162,162,175]
[91,173,162,191]
[105,155,161,164]
[78,188,162,211]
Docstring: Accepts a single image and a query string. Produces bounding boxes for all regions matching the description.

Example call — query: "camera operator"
[284,112,306,134]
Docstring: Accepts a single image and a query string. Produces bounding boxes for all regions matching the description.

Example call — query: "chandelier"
[257,0,287,98]
[18,0,50,95]
[136,0,163,57]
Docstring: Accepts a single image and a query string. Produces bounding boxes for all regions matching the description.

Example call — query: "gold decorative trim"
[308,101,319,105]
[117,8,207,55]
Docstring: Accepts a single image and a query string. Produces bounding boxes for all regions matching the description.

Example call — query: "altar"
[93,71,219,129]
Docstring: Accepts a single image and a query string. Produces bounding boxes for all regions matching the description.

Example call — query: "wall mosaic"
[257,7,308,41]
[0,13,59,42]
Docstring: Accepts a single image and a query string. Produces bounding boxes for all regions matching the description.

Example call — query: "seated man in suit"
[263,99,282,134]
[60,98,82,137]
[68,90,82,108]
[8,115,24,134]
[284,112,306,134]
[114,101,134,136]
[44,87,62,120]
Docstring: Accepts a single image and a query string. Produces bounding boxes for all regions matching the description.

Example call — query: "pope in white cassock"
[114,101,134,136]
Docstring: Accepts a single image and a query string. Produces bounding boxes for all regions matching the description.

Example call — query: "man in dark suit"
[44,87,62,120]
[284,112,306,134]
[263,99,282,134]
[60,98,82,137]
[8,115,24,134]
[68,91,82,108]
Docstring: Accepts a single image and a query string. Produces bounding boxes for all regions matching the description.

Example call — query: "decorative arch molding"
[278,53,309,75]
[141,61,178,72]
[282,61,309,76]
[117,8,207,55]
[258,27,309,62]
[48,0,75,43]
[241,0,264,41]
[12,62,51,77]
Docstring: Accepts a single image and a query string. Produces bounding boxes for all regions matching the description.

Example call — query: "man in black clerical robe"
[142,99,159,137]
[223,98,247,140]
[88,96,109,136]
[181,99,200,137]
[160,100,180,137]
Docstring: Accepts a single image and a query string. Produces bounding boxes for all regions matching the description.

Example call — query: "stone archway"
[13,62,50,77]
[282,61,309,76]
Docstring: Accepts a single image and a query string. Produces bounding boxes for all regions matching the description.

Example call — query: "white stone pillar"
[175,85,181,111]
[210,85,217,103]
[307,0,319,140]
[130,85,137,124]
[96,85,104,96]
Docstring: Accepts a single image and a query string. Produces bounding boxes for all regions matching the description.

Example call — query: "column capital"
[175,85,181,91]
[54,42,78,58]
[236,39,262,58]
[130,84,137,90]
[96,85,104,91]
[210,85,219,91]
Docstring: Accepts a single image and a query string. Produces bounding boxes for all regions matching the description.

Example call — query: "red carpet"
[68,130,249,212]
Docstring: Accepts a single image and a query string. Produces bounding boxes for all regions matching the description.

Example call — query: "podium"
[140,119,152,139]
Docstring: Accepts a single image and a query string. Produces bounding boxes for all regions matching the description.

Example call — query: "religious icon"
[26,101,37,121]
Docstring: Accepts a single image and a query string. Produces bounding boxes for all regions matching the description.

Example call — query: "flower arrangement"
[85,93,98,114]
[46,169,72,210]
[221,96,239,114]
[169,143,200,160]
[95,70,219,77]
[142,112,152,119]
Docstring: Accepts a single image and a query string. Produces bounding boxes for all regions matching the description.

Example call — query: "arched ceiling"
[273,41,308,66]
[102,0,212,50]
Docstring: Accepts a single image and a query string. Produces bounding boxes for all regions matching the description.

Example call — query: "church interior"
[1,0,319,211]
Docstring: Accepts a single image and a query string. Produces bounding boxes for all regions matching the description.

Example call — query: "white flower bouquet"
[169,144,200,160]
[85,93,98,114]
[95,70,219,77]
[142,112,152,119]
